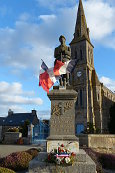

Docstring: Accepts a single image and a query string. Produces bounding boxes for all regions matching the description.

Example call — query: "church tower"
[70,0,95,133]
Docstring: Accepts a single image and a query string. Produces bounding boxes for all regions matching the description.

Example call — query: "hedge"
[0,167,15,173]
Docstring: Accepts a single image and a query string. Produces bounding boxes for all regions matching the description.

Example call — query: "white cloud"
[19,13,31,21]
[37,110,51,119]
[100,76,115,92]
[0,105,27,116]
[37,0,115,48]
[0,81,43,116]
[84,0,115,40]
[0,82,22,95]
[0,95,42,105]
[0,19,55,75]
[39,14,56,22]
[0,0,115,79]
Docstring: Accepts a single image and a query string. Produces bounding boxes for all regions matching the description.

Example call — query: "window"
[80,89,82,106]
[9,120,12,123]
[80,50,82,60]
[75,51,77,59]
[76,98,78,106]
[77,29,80,37]
[107,92,108,97]
[97,93,100,101]
[88,48,90,62]
[76,124,84,134]
[91,58,92,65]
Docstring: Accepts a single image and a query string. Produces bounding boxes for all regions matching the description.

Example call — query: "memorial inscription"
[51,101,74,116]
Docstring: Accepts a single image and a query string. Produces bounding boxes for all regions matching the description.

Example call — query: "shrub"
[98,153,115,170]
[84,148,103,173]
[0,167,15,173]
[0,151,32,171]
[26,148,39,159]
[20,120,30,137]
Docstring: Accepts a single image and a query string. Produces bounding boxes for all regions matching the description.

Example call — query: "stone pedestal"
[29,88,96,173]
[47,88,79,153]
[29,150,96,173]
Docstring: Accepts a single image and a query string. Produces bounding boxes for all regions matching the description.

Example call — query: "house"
[1,109,39,140]
[0,117,6,141]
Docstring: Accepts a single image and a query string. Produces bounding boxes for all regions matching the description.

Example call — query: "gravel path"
[0,144,39,157]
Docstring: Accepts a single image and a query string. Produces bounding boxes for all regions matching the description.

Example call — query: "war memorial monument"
[29,1,96,172]
[29,0,115,172]
[29,37,96,172]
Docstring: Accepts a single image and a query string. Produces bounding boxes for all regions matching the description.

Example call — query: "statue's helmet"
[59,35,66,42]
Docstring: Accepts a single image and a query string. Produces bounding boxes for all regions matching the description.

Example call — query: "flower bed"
[0,167,15,173]
[84,148,115,173]
[26,148,39,159]
[84,148,103,173]
[98,153,115,170]
[0,148,40,171]
[7,127,19,133]
[47,144,76,165]
[0,151,32,171]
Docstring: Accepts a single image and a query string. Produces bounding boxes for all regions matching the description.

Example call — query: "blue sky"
[0,0,115,119]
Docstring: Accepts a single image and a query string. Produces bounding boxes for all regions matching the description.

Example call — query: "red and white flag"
[39,59,78,93]
[39,67,59,93]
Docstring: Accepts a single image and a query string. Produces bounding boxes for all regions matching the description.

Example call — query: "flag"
[39,59,78,93]
[39,60,48,86]
[39,67,58,93]
[41,60,48,71]
[53,59,78,76]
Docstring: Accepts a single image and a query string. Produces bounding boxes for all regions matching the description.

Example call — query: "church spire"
[70,0,90,44]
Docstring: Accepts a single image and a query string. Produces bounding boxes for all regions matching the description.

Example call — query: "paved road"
[0,144,40,157]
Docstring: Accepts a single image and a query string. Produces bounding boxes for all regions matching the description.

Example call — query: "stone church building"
[70,0,115,133]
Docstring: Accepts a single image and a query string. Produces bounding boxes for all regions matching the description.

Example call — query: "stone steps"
[29,150,96,173]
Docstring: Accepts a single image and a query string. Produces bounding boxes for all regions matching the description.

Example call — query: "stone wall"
[4,132,22,144]
[0,126,2,142]
[77,134,115,150]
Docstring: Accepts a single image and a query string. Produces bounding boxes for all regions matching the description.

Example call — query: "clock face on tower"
[77,71,82,77]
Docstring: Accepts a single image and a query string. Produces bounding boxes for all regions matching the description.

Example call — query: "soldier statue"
[54,35,71,86]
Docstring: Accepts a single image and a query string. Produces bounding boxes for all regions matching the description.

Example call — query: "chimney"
[8,109,13,116]
[32,109,36,116]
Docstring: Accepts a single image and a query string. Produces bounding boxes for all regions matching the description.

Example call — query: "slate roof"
[0,111,39,126]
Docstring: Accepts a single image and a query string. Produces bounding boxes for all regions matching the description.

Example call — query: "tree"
[20,120,30,137]
[109,103,115,134]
